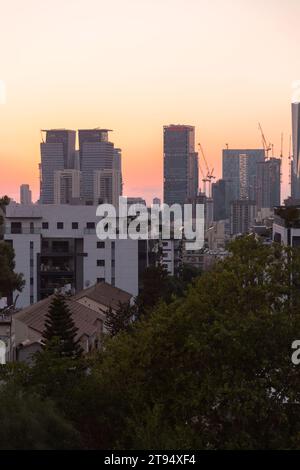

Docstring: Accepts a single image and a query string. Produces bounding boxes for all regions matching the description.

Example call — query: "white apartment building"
[4,204,149,308]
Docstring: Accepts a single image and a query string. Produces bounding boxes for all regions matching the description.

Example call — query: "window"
[97,277,105,283]
[42,222,49,229]
[72,222,78,229]
[97,241,105,249]
[30,296,34,305]
[97,260,105,267]
[11,222,22,234]
[111,260,115,267]
[30,259,34,267]
[86,222,95,229]
[30,241,34,249]
[57,222,64,229]
[30,277,34,285]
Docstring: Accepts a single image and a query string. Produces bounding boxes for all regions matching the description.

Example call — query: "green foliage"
[0,241,25,298]
[42,294,83,358]
[85,236,300,449]
[136,263,201,317]
[0,384,79,449]
[3,236,300,449]
[104,301,136,337]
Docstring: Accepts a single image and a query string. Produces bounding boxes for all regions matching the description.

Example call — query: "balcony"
[5,227,41,235]
[0,314,11,324]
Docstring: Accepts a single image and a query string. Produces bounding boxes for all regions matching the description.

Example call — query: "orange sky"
[1,0,300,203]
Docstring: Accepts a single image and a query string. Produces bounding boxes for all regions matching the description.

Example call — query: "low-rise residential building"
[10,282,132,363]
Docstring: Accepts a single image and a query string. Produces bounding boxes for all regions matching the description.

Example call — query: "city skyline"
[1,0,300,202]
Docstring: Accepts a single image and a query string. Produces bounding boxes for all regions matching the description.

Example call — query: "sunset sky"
[1,0,300,203]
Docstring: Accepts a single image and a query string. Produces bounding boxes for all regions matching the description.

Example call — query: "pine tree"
[104,301,135,337]
[43,294,83,358]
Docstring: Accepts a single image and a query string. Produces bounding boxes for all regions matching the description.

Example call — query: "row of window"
[42,222,96,230]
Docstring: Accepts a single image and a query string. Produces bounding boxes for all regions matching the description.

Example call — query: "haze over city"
[1,0,300,202]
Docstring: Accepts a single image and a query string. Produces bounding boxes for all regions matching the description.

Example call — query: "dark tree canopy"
[42,294,83,358]
[1,237,300,449]
[0,242,24,300]
[104,301,136,337]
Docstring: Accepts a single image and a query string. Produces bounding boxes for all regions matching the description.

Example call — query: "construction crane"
[198,143,215,197]
[258,122,272,159]
[198,159,209,196]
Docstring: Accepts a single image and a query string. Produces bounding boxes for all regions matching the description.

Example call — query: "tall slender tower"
[79,129,115,202]
[40,129,76,204]
[163,125,198,205]
[291,102,300,199]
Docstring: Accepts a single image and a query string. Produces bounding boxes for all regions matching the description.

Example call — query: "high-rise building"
[230,199,256,236]
[256,158,281,211]
[222,149,265,212]
[113,148,123,195]
[79,129,115,202]
[54,169,81,204]
[152,197,161,206]
[291,102,300,199]
[212,179,226,221]
[20,184,32,205]
[40,129,76,204]
[93,169,122,206]
[163,125,198,205]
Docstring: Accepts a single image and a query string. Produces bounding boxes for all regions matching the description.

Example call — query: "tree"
[4,237,300,449]
[0,195,10,229]
[0,242,24,301]
[0,383,80,449]
[85,237,300,449]
[136,265,175,316]
[104,301,136,337]
[42,294,83,358]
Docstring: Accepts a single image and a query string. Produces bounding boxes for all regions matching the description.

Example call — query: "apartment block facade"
[4,204,148,308]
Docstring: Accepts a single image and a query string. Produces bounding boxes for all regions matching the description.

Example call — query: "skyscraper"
[256,158,281,211]
[222,148,265,213]
[212,179,226,221]
[40,129,76,204]
[230,199,256,236]
[79,129,115,202]
[291,102,300,199]
[20,184,32,205]
[163,125,198,205]
[93,169,122,206]
[54,169,81,204]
